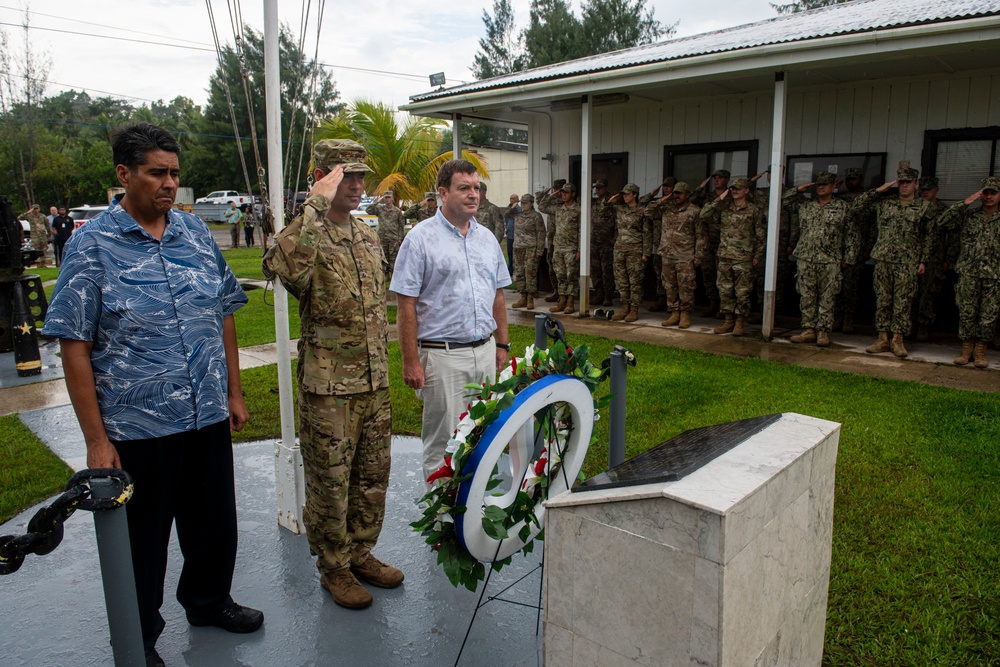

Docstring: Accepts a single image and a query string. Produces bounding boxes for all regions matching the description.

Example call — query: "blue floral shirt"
[42,200,247,441]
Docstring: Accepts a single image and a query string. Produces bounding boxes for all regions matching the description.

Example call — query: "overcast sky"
[3,0,778,113]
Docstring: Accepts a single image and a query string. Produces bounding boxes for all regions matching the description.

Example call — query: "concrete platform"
[0,418,544,667]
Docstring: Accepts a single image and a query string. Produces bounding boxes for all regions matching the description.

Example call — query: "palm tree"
[315,99,489,203]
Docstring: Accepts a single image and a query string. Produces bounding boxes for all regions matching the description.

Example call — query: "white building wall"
[527,67,999,188]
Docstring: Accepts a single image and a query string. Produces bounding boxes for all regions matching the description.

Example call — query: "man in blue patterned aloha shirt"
[42,123,262,667]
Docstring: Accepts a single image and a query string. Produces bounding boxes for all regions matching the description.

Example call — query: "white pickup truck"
[195,190,253,205]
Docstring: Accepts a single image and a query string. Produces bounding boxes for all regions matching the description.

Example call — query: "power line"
[0,4,209,46]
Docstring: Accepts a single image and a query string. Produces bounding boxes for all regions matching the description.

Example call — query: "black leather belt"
[418,337,491,350]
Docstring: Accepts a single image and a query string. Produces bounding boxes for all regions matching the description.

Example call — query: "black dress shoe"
[145,647,165,667]
[188,602,264,633]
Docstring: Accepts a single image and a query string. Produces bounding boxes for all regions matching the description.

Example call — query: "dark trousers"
[506,236,514,275]
[115,419,237,649]
[54,239,68,266]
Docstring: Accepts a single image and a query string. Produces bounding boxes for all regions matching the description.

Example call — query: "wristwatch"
[496,342,510,351]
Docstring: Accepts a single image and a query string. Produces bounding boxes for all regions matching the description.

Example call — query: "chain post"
[608,345,636,469]
[534,314,548,351]
[90,476,144,667]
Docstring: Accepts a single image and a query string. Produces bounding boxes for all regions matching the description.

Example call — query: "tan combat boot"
[611,308,627,321]
[511,293,527,309]
[661,311,680,327]
[322,568,372,609]
[351,555,404,589]
[526,294,535,310]
[544,291,559,303]
[732,316,746,337]
[953,339,974,366]
[678,311,692,329]
[624,306,638,322]
[563,296,576,314]
[842,313,855,334]
[549,296,567,313]
[790,328,816,344]
[890,332,908,358]
[816,330,830,347]
[714,314,735,334]
[973,340,989,369]
[865,332,890,354]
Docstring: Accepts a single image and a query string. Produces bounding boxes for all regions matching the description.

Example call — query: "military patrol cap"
[424,192,436,201]
[520,193,535,203]
[560,183,577,194]
[662,176,678,188]
[673,182,692,194]
[844,167,864,179]
[621,183,640,195]
[896,167,919,182]
[712,169,731,179]
[815,171,837,185]
[312,138,373,173]
[730,178,750,190]
[982,176,1000,192]
[918,177,939,190]
[593,179,607,189]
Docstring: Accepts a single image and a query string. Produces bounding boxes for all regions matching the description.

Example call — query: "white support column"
[763,71,788,340]
[264,0,304,533]
[579,96,593,315]
[453,113,462,159]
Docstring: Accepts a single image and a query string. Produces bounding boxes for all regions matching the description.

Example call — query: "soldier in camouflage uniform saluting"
[701,178,765,336]
[646,182,705,329]
[911,176,955,341]
[590,180,617,306]
[933,176,1000,368]
[852,167,937,358]
[264,139,402,610]
[404,192,438,224]
[783,172,857,347]
[476,182,505,245]
[609,183,651,322]
[693,169,731,318]
[536,178,567,302]
[366,191,406,282]
[510,193,547,311]
[537,182,582,314]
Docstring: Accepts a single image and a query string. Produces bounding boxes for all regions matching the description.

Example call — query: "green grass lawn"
[0,415,73,524]
[12,250,999,664]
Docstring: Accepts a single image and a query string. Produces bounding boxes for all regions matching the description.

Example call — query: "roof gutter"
[401,15,1000,114]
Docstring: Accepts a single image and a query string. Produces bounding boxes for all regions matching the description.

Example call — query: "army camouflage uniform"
[535,188,563,296]
[512,206,546,296]
[404,195,437,224]
[913,198,949,329]
[537,194,581,298]
[934,199,1000,343]
[701,196,765,318]
[836,189,874,319]
[692,186,724,306]
[477,198,505,245]
[591,193,616,302]
[750,187,793,308]
[19,208,50,266]
[264,192,391,578]
[852,187,936,335]
[649,198,705,313]
[366,200,406,278]
[612,200,651,310]
[783,188,857,333]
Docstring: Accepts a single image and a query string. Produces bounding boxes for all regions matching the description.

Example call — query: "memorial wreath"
[411,341,609,590]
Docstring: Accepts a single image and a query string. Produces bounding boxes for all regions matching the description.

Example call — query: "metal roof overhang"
[400,16,1000,125]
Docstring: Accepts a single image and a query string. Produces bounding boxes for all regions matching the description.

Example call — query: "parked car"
[351,207,378,229]
[68,204,107,229]
[195,190,252,205]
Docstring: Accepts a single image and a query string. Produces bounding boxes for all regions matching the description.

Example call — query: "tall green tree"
[315,100,489,204]
[579,0,673,54]
[472,0,526,80]
[772,0,857,14]
[194,24,340,199]
[523,0,583,69]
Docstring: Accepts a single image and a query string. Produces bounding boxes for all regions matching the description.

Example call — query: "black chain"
[0,469,133,575]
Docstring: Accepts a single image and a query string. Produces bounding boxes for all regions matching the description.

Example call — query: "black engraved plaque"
[575,413,782,492]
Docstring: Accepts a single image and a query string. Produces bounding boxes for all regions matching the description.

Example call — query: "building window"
[664,140,758,185]
[785,153,887,190]
[924,127,1000,201]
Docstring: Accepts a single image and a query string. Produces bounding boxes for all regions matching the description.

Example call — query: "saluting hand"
[964,190,983,206]
[310,166,344,201]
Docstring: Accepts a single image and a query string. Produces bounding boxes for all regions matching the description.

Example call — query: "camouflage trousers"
[955,274,1000,341]
[796,260,842,332]
[298,388,392,575]
[700,242,720,302]
[614,248,645,308]
[513,246,541,295]
[717,259,755,317]
[914,262,946,326]
[546,246,558,293]
[661,257,697,312]
[837,262,865,315]
[553,248,580,297]
[651,255,665,298]
[381,237,401,279]
[590,240,615,295]
[873,261,920,334]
